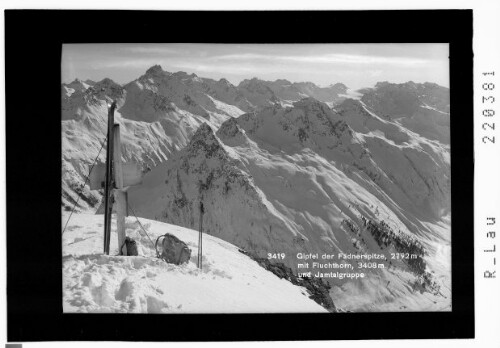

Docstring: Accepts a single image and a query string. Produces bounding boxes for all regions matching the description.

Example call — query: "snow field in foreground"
[62,213,327,313]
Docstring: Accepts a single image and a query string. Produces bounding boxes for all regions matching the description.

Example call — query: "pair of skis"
[103,101,117,255]
[104,101,205,267]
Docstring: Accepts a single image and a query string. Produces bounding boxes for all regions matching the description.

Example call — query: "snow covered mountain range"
[62,65,451,312]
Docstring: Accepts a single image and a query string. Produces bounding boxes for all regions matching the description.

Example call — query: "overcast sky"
[62,43,449,90]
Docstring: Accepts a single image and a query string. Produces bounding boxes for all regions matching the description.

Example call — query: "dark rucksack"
[155,233,191,265]
[123,237,138,256]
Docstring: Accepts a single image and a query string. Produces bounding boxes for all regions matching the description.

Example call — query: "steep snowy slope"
[120,66,245,125]
[61,67,249,211]
[334,98,451,221]
[359,81,450,144]
[61,68,450,312]
[127,96,451,311]
[62,79,92,97]
[128,122,310,256]
[237,98,450,223]
[237,78,282,109]
[183,76,255,113]
[62,213,327,313]
[61,95,203,211]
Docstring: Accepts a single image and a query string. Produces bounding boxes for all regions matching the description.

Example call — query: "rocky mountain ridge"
[62,66,451,311]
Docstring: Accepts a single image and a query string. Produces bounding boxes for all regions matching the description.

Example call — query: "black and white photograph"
[61,43,452,313]
[5,7,481,344]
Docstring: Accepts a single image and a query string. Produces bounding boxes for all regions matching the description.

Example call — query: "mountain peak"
[173,71,189,78]
[66,78,88,88]
[186,123,228,160]
[238,77,263,87]
[145,64,165,76]
[373,81,425,90]
[275,79,292,85]
[292,97,327,110]
[374,81,390,89]
[218,78,232,86]
[216,117,243,140]
[91,78,124,100]
[329,82,348,91]
[95,77,119,86]
[295,81,316,87]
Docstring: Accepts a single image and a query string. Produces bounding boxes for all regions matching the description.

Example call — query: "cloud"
[121,46,186,55]
[212,53,430,66]
[63,44,448,88]
[87,47,434,77]
[91,59,163,70]
[168,62,271,75]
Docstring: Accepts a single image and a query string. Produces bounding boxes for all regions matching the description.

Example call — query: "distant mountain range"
[62,65,450,311]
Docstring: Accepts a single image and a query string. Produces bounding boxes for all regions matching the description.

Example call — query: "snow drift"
[63,213,327,313]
